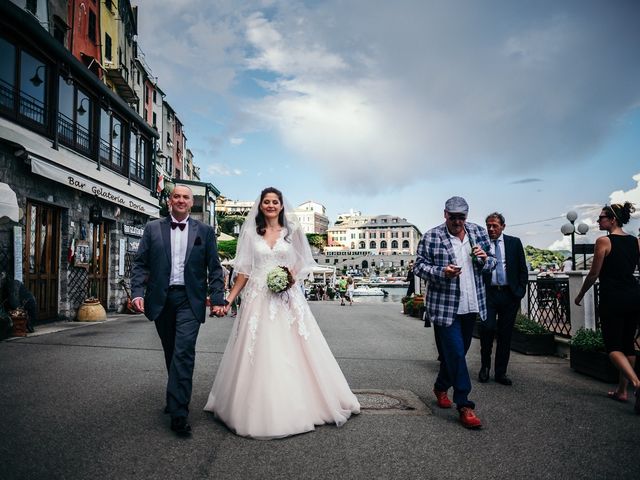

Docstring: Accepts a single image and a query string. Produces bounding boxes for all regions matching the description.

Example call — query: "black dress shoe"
[495,375,513,386]
[478,366,490,383]
[170,417,191,436]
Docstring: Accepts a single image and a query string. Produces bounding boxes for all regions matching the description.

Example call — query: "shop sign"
[123,224,144,237]
[128,239,140,252]
[119,239,126,275]
[30,157,160,217]
[13,226,22,282]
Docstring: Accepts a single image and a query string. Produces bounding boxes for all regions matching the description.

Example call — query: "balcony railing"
[99,138,124,173]
[0,78,47,129]
[0,74,153,191]
[57,112,92,156]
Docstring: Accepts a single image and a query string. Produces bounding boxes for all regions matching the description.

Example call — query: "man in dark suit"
[131,185,226,435]
[478,212,528,386]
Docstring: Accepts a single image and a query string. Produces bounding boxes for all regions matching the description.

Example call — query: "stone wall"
[0,143,154,322]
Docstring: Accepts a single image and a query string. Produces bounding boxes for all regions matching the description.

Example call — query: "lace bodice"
[247,232,298,285]
[237,231,310,360]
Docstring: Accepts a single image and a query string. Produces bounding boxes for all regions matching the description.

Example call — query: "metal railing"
[526,278,571,337]
[57,112,92,156]
[526,276,639,349]
[99,138,124,171]
[0,78,47,127]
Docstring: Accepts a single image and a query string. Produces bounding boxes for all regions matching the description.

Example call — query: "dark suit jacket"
[131,216,225,323]
[487,234,528,299]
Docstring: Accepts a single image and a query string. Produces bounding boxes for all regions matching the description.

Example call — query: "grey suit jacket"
[130,216,225,323]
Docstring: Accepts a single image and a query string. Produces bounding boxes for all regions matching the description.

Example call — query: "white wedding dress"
[204,230,360,439]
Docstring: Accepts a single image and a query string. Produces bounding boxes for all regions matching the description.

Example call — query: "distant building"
[217,197,254,216]
[293,201,329,234]
[327,214,421,255]
[317,213,422,274]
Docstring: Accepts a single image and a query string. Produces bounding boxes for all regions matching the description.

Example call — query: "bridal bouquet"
[266,266,295,293]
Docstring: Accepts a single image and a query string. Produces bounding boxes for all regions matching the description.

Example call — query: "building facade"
[317,212,422,274]
[292,201,329,234]
[0,2,212,328]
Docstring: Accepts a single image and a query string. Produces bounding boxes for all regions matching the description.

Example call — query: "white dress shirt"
[169,215,189,286]
[447,229,479,315]
[491,234,507,286]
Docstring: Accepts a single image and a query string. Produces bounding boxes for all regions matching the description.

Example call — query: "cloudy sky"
[135,0,640,249]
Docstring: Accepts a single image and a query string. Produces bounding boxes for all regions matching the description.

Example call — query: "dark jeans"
[480,287,520,377]
[434,313,477,409]
[155,288,201,419]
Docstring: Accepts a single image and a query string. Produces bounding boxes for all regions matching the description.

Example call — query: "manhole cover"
[354,389,431,415]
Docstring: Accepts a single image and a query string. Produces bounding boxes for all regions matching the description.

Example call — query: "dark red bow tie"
[171,222,186,231]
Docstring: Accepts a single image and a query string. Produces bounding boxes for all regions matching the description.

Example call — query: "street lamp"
[77,97,90,116]
[111,123,122,139]
[29,65,45,87]
[561,211,589,270]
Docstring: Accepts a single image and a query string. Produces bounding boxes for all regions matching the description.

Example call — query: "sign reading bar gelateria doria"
[123,224,144,237]
[30,157,159,217]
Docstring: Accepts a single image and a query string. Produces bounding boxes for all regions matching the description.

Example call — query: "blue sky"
[136,0,640,249]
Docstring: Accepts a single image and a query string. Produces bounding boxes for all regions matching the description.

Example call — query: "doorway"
[24,201,61,321]
[87,221,110,307]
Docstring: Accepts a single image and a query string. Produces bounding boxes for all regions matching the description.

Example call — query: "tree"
[217,239,238,259]
[217,215,245,236]
[306,233,327,252]
[524,245,566,270]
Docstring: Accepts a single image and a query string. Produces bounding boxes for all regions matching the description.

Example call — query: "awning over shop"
[0,182,19,223]
[30,157,160,218]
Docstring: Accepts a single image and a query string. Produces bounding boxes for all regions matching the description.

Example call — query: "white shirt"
[447,229,479,315]
[169,215,189,286]
[491,234,507,286]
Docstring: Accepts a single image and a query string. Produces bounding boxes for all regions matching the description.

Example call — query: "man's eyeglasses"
[447,213,467,221]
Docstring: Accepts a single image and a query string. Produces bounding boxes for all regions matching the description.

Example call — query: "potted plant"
[410,295,424,318]
[569,328,618,383]
[401,295,413,315]
[510,313,556,355]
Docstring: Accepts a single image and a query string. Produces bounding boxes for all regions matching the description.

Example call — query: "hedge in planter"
[411,296,424,318]
[510,314,556,355]
[569,328,618,383]
[401,296,414,315]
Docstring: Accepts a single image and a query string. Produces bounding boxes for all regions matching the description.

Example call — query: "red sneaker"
[433,388,452,409]
[459,407,482,429]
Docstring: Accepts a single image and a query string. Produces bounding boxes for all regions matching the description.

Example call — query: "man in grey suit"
[478,212,528,386]
[131,185,226,436]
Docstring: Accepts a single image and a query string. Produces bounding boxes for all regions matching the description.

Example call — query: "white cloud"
[239,2,640,191]
[548,237,570,251]
[229,137,245,146]
[134,1,640,196]
[609,173,640,206]
[207,164,243,176]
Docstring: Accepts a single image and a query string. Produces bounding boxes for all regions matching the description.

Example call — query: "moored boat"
[352,285,388,296]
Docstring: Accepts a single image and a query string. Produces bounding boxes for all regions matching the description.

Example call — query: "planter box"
[510,329,556,355]
[570,346,619,383]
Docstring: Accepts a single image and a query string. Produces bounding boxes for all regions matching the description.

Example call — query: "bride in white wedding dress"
[204,187,360,439]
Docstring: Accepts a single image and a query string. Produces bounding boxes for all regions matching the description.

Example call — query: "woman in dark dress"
[575,202,640,413]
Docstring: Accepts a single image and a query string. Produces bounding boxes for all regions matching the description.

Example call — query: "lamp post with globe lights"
[560,211,589,270]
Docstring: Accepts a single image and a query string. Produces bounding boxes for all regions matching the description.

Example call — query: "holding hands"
[210,302,230,317]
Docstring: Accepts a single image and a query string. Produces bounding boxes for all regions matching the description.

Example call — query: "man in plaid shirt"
[414,196,496,429]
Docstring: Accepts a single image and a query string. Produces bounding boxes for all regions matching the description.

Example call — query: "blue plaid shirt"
[414,222,496,327]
